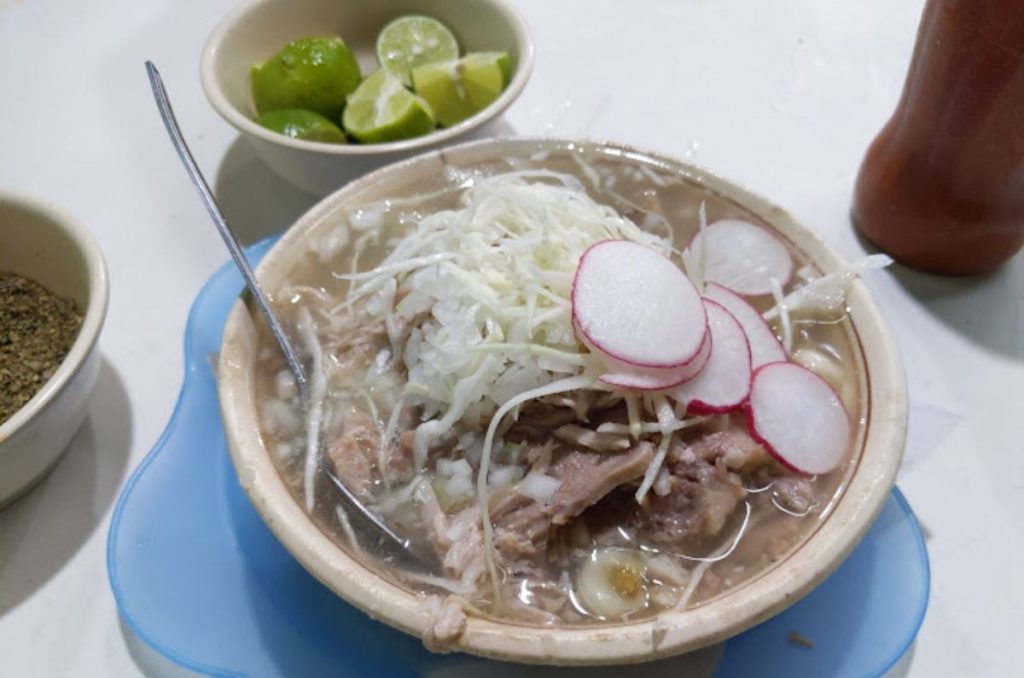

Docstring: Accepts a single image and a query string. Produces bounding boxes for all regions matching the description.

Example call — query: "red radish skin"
[688,219,794,296]
[743,362,852,475]
[599,329,712,391]
[704,283,788,368]
[671,300,752,413]
[572,240,708,368]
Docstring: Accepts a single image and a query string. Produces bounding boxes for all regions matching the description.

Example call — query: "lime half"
[251,36,361,119]
[376,15,459,86]
[257,109,346,143]
[343,70,436,143]
[412,52,510,127]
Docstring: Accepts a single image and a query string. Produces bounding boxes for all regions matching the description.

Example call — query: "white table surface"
[1,0,1021,675]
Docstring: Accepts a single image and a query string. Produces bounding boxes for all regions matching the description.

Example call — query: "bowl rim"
[199,0,535,155]
[0,189,109,443]
[217,137,908,664]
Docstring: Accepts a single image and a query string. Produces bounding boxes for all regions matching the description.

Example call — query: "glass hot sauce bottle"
[853,0,1024,274]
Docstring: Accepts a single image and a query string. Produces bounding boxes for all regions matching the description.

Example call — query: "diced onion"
[488,465,524,489]
[519,473,562,503]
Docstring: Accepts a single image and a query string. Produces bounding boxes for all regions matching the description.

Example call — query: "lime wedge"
[462,51,510,102]
[251,36,361,119]
[342,69,436,143]
[257,109,346,143]
[411,61,474,128]
[411,52,509,128]
[376,15,459,86]
[471,51,512,87]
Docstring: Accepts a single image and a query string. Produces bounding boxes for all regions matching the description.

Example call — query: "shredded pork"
[327,412,378,499]
[636,430,769,546]
[490,442,655,564]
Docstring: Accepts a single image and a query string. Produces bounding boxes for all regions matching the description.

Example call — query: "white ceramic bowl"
[201,0,534,197]
[0,191,109,508]
[218,138,907,664]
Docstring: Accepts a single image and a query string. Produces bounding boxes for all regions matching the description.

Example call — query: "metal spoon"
[145,61,430,567]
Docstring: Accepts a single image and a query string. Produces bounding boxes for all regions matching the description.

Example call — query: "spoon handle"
[145,61,309,398]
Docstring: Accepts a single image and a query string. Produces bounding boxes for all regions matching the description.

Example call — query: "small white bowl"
[201,0,534,197]
[218,138,908,665]
[0,191,109,508]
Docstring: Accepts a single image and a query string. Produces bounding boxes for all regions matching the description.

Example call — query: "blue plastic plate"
[107,237,929,678]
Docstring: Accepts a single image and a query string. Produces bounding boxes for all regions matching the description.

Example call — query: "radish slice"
[671,300,751,413]
[573,240,707,368]
[744,362,851,475]
[688,219,793,296]
[599,330,712,390]
[704,283,787,367]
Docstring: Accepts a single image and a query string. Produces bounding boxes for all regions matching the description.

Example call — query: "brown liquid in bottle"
[853,0,1024,274]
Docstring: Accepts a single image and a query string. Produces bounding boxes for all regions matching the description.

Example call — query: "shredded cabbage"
[635,395,676,503]
[681,200,708,293]
[296,307,327,511]
[596,416,708,436]
[340,175,667,467]
[763,254,892,321]
[768,276,793,354]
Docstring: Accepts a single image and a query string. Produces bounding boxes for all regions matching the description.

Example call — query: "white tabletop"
[1,0,1021,676]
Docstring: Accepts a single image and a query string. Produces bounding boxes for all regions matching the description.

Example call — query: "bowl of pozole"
[217,138,906,664]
